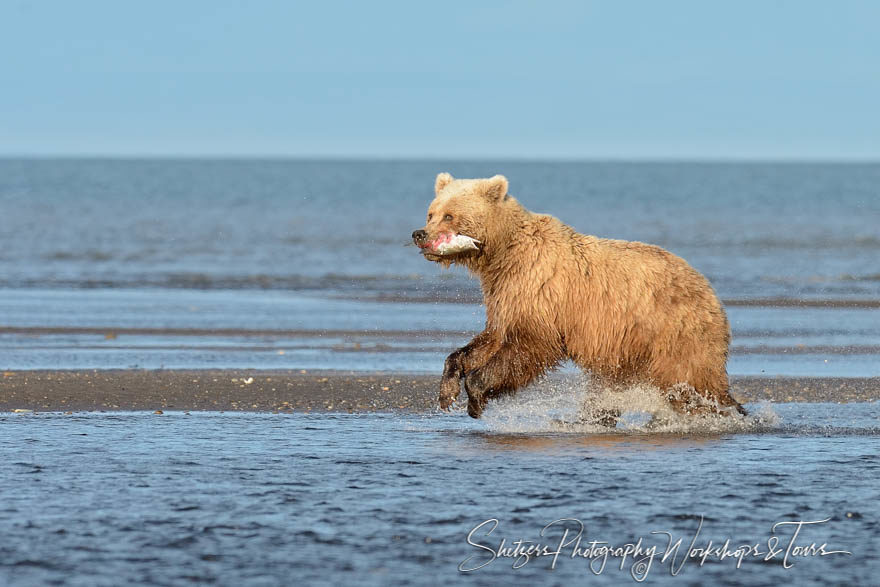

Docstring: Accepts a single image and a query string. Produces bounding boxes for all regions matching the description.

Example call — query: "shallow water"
[2,403,878,586]
[1,288,878,375]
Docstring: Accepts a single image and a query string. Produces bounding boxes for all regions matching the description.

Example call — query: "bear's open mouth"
[419,233,481,257]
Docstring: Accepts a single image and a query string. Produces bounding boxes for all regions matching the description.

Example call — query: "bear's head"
[412,172,510,267]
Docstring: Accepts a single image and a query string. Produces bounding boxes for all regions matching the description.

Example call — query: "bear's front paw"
[438,377,461,410]
[467,394,488,419]
[464,370,488,419]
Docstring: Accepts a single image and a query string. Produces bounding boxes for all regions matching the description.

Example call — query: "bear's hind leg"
[715,388,748,416]
[665,383,747,417]
[651,356,746,417]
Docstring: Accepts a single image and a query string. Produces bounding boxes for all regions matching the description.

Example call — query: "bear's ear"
[482,174,509,202]
[435,172,454,193]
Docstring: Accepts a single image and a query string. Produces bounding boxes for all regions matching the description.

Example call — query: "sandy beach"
[2,370,878,413]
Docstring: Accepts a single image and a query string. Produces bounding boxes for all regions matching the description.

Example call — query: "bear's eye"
[427,213,433,221]
[443,214,453,222]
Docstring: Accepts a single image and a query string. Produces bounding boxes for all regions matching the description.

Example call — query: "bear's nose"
[412,229,427,243]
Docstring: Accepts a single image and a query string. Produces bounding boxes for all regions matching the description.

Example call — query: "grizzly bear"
[412,172,745,422]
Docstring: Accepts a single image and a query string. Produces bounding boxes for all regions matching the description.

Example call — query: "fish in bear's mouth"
[419,233,481,256]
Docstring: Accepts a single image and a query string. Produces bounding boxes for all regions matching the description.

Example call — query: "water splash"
[480,374,780,434]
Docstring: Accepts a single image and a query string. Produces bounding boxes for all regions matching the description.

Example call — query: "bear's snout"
[412,229,428,247]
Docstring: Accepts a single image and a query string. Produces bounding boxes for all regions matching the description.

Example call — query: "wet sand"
[1,370,878,413]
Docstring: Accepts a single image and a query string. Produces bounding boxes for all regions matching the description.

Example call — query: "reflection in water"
[462,431,723,454]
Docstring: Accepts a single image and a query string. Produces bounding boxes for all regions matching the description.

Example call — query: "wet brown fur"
[415,173,745,420]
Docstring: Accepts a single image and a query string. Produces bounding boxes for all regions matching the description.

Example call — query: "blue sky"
[1,0,878,159]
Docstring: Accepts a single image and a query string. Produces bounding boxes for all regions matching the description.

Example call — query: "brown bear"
[412,172,745,422]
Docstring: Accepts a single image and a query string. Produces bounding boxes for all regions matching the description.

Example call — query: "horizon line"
[1,153,879,164]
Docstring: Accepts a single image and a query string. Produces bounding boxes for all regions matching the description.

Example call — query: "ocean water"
[2,404,878,586]
[0,159,878,374]
[1,159,879,296]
